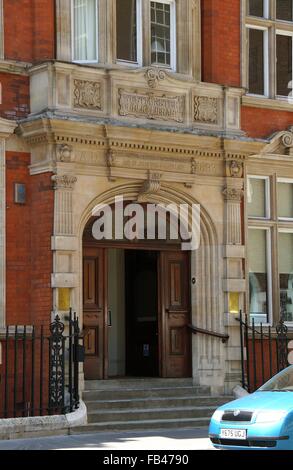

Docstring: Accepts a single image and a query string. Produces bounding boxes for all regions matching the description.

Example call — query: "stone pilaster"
[52,174,77,236]
[51,174,78,319]
[223,160,246,392]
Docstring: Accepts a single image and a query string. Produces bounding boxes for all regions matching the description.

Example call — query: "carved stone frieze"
[194,96,218,124]
[112,153,191,173]
[145,68,166,88]
[74,150,105,166]
[118,89,185,123]
[191,159,218,176]
[52,174,77,191]
[73,79,102,110]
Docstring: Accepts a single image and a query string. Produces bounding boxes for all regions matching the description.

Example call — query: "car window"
[259,366,293,391]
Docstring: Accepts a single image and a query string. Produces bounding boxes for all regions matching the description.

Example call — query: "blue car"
[209,366,293,450]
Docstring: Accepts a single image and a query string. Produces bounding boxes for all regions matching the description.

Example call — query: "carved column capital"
[52,174,77,191]
[223,186,244,202]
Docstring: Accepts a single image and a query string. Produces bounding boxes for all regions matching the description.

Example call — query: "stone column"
[223,159,246,393]
[0,119,17,330]
[51,174,78,320]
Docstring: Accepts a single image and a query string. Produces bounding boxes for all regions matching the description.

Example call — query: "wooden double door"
[83,246,191,380]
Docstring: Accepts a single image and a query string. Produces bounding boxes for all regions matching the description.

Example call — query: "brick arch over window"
[78,182,224,386]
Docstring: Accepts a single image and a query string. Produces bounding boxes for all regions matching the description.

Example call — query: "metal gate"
[239,311,289,393]
[0,309,84,418]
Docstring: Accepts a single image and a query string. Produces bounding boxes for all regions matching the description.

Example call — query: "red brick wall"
[201,0,241,87]
[6,151,54,326]
[0,73,30,120]
[242,106,293,139]
[3,0,55,62]
[30,172,54,326]
[6,152,31,325]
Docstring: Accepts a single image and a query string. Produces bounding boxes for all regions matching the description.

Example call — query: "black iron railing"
[238,311,289,393]
[0,309,83,419]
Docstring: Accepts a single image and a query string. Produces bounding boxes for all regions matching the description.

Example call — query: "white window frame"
[116,0,143,67]
[277,177,293,220]
[71,0,99,64]
[278,228,293,326]
[149,0,177,71]
[276,29,293,98]
[246,24,270,97]
[247,0,270,19]
[247,175,271,219]
[248,226,273,326]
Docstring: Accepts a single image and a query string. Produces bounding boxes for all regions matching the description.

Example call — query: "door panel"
[160,251,191,378]
[83,246,107,380]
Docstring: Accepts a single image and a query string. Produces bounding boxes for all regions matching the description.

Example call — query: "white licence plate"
[220,428,247,440]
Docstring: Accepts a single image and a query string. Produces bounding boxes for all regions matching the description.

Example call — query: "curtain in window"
[74,0,97,61]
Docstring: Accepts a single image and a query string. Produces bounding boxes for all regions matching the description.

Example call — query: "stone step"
[85,396,231,411]
[87,406,216,423]
[83,386,210,401]
[71,417,211,433]
[84,378,196,390]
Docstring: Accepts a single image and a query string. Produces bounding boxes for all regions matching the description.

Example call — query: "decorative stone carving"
[194,96,218,124]
[145,68,166,88]
[56,144,72,162]
[281,128,293,147]
[137,172,162,202]
[190,158,218,176]
[226,160,243,178]
[191,158,197,175]
[52,174,77,191]
[223,187,244,202]
[106,150,114,168]
[73,79,101,110]
[118,89,185,123]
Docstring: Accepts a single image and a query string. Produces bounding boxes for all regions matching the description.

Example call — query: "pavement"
[0,427,213,450]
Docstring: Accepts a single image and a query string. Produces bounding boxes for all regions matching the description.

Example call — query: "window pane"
[74,0,97,61]
[277,0,293,21]
[248,229,269,324]
[278,182,293,218]
[247,177,267,217]
[279,232,293,322]
[116,0,137,62]
[248,0,264,17]
[276,34,292,96]
[151,2,171,66]
[248,29,265,95]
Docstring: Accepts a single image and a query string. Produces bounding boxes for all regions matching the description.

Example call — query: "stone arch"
[78,182,224,387]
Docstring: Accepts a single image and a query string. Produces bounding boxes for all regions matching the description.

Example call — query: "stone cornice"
[0,59,31,76]
[0,117,17,138]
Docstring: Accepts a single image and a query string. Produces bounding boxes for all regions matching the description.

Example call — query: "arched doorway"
[82,210,192,380]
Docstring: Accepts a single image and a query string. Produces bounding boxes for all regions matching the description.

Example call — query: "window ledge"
[242,94,293,111]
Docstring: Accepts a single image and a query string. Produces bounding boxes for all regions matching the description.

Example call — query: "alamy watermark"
[91,196,201,251]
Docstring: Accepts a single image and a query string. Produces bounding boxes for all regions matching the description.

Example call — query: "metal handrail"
[187,324,229,343]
